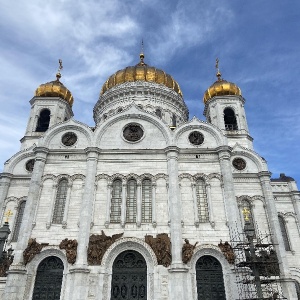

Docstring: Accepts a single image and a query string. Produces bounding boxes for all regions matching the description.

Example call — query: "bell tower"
[21,60,74,150]
[203,59,253,149]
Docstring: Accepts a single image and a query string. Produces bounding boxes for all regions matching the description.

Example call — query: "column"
[121,181,126,227]
[259,172,297,299]
[69,147,100,300]
[3,147,48,300]
[0,173,13,223]
[136,182,141,227]
[165,147,189,300]
[151,183,157,227]
[75,147,100,266]
[105,183,112,228]
[217,146,242,237]
[206,183,215,227]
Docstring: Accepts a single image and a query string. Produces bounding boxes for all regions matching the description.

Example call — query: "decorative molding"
[59,238,77,264]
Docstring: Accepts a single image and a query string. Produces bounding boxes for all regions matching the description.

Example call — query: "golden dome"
[100,53,183,97]
[35,72,74,106]
[203,60,241,104]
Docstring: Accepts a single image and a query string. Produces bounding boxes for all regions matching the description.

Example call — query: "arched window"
[142,179,152,223]
[278,215,291,251]
[196,256,226,300]
[155,108,162,118]
[172,114,177,127]
[36,109,50,132]
[126,179,137,223]
[52,179,68,224]
[32,256,64,299]
[11,201,26,242]
[111,179,122,223]
[196,179,209,222]
[224,107,238,130]
[111,250,147,300]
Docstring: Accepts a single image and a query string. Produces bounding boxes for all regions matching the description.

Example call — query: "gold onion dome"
[100,53,183,97]
[35,60,74,106]
[203,59,241,104]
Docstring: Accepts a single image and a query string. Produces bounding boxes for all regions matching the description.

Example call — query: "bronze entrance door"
[196,255,226,300]
[111,250,147,300]
[32,256,64,300]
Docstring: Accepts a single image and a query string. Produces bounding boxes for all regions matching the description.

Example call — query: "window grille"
[196,179,209,222]
[111,179,122,223]
[278,215,291,251]
[11,201,26,242]
[142,179,152,223]
[224,107,238,130]
[126,179,137,223]
[52,179,68,224]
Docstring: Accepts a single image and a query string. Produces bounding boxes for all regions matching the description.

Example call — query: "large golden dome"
[100,53,183,97]
[203,61,241,104]
[35,72,74,106]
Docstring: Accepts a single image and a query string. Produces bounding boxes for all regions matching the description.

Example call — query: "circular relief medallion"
[25,159,35,172]
[188,131,204,145]
[232,158,246,170]
[62,132,77,146]
[123,124,144,142]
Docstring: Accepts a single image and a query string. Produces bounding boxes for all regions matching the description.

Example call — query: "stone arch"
[189,244,236,300]
[101,237,157,300]
[24,247,68,300]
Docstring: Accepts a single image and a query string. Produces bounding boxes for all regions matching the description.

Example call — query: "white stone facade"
[0,77,299,300]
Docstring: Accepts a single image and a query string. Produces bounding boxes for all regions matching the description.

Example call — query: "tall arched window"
[196,179,209,222]
[196,256,226,300]
[278,215,291,251]
[126,179,137,223]
[172,114,177,127]
[52,179,68,224]
[142,179,152,223]
[32,256,64,299]
[11,201,26,242]
[111,250,147,300]
[36,109,50,132]
[155,108,162,118]
[224,107,238,130]
[111,179,122,223]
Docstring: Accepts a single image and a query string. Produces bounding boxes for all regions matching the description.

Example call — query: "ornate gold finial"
[4,210,13,223]
[56,59,63,81]
[139,40,145,65]
[242,207,250,221]
[215,58,222,81]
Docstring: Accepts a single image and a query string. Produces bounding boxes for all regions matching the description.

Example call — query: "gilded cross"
[4,210,13,223]
[242,207,250,221]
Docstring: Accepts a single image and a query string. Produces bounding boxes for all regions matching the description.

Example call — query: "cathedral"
[0,52,300,300]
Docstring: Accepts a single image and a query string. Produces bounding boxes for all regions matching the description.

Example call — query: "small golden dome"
[100,54,183,97]
[35,72,74,106]
[203,59,241,104]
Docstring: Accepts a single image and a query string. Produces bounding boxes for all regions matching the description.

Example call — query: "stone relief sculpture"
[0,255,13,277]
[218,240,235,264]
[145,233,171,267]
[88,230,123,265]
[59,238,78,264]
[23,238,46,265]
[182,239,198,264]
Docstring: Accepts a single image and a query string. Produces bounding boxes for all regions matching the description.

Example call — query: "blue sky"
[0,1,299,184]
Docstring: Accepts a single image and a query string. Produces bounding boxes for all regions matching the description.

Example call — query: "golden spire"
[56,59,63,81]
[215,58,222,81]
[242,207,250,221]
[139,40,145,66]
[4,209,13,223]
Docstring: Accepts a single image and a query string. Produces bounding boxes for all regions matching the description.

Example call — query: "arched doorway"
[196,255,226,300]
[111,250,147,300]
[32,256,64,300]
